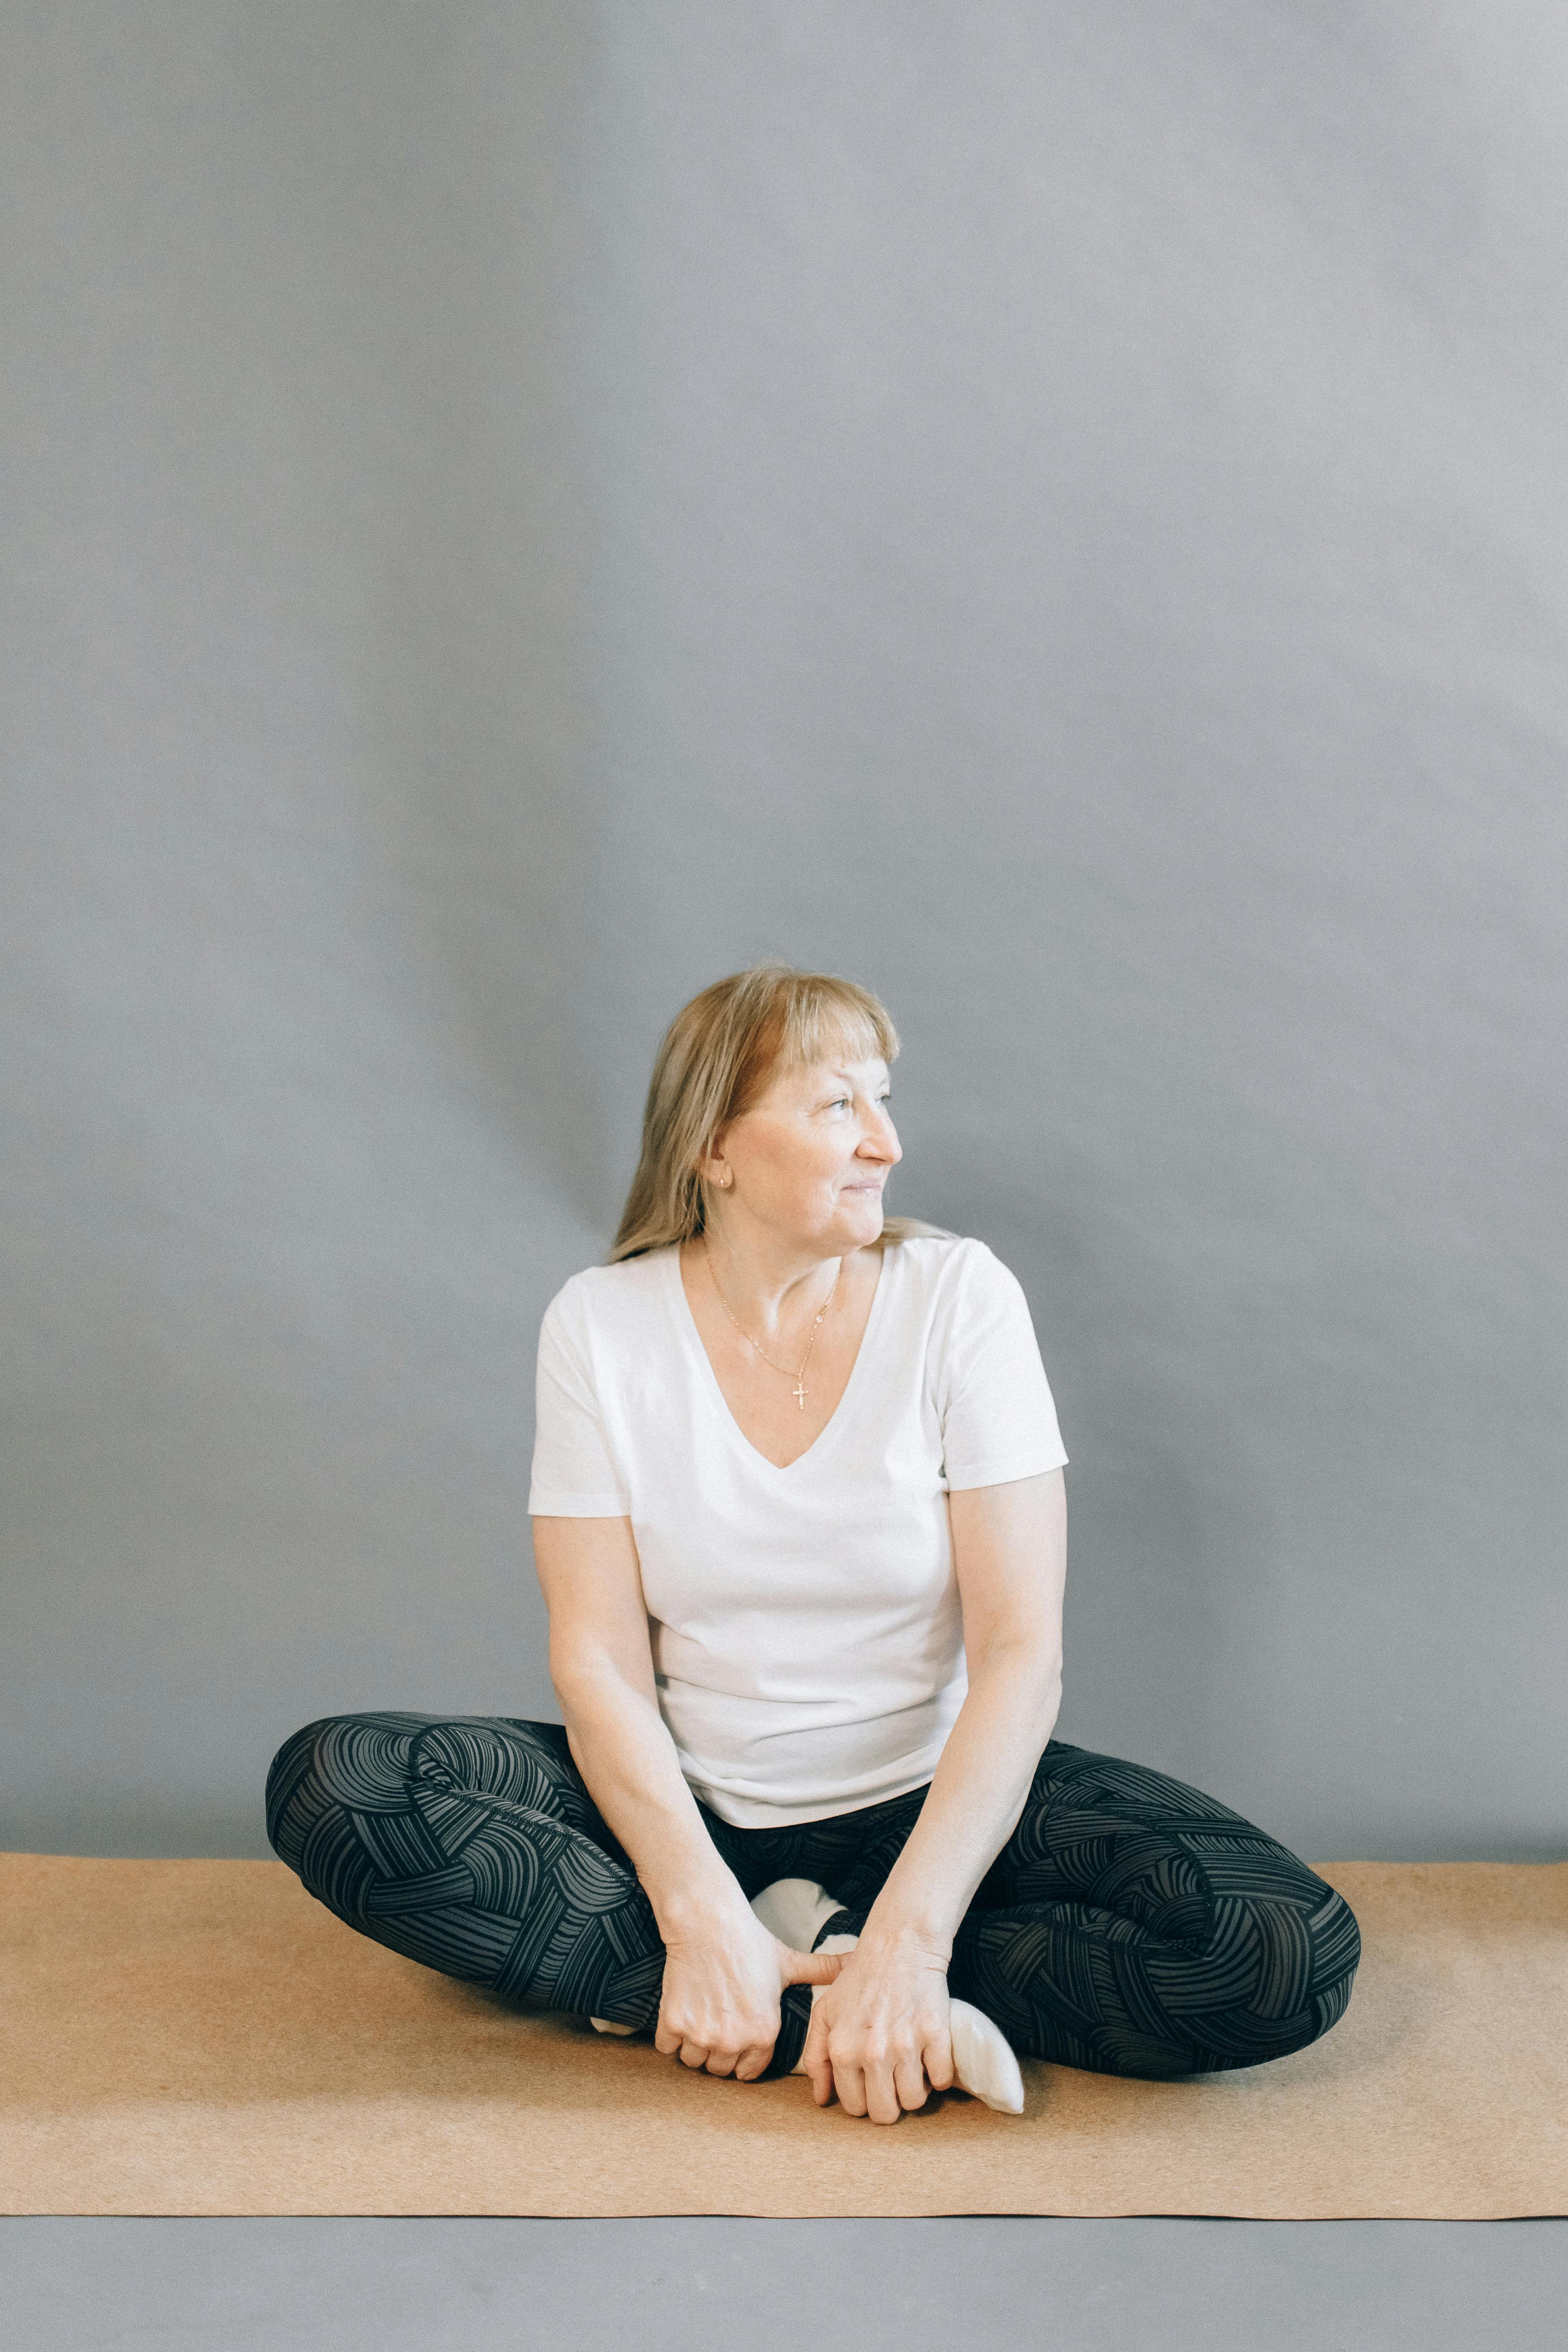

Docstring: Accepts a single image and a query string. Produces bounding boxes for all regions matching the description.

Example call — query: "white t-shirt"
[527,1235,1068,1828]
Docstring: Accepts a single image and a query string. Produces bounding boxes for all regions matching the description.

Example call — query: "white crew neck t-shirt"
[527,1235,1068,1828]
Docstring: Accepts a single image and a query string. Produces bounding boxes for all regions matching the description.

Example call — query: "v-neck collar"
[664,1242,891,1476]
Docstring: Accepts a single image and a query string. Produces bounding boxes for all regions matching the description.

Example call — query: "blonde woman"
[268,966,1359,2123]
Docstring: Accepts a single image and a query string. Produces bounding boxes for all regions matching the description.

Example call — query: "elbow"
[972,1633,1062,1728]
[1030,1652,1064,1740]
[548,1635,648,1725]
[546,1636,601,1719]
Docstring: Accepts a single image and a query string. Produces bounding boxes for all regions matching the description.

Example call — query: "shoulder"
[888,1235,1041,1383]
[885,1231,1020,1307]
[540,1249,676,1349]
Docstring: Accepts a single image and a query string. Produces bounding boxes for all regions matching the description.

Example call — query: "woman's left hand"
[799,1926,957,2122]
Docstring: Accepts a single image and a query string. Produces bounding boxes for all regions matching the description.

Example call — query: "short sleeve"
[527,1289,632,1517]
[936,1243,1068,1492]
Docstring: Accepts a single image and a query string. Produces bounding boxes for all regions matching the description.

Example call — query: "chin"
[833,1196,886,1249]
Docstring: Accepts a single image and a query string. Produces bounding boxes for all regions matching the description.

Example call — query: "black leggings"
[265,1715,1359,2081]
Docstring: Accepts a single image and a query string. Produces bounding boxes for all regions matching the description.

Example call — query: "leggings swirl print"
[266,1717,1359,2081]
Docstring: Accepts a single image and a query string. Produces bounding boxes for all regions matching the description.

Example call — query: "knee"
[1288,1883,1361,2046]
[264,1715,352,1874]
[1198,1881,1362,2070]
[263,1712,588,1886]
[265,1711,444,1923]
[264,1711,427,1876]
[1087,1883,1360,2081]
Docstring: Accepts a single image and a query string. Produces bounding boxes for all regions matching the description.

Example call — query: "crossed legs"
[266,1716,1359,2084]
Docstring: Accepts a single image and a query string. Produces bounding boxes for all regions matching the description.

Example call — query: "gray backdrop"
[3,1,1563,1864]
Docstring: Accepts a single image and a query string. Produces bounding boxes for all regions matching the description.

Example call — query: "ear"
[698,1138,733,1192]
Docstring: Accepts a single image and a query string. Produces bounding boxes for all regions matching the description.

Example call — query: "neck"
[696,1217,846,1336]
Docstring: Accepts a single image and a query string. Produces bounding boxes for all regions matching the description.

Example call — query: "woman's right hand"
[654,1901,845,2082]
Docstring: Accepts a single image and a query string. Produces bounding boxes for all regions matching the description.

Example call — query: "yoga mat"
[2,1854,1563,2217]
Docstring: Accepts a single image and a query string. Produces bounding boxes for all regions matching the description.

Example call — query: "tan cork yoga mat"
[1,1853,1563,2217]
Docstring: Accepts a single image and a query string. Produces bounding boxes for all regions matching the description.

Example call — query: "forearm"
[862,1640,1062,1956]
[552,1656,748,1936]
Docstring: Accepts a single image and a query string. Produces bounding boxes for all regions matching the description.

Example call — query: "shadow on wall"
[201,2,624,1232]
[917,1163,1271,1803]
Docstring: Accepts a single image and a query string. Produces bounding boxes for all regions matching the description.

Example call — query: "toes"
[948,1999,1025,2114]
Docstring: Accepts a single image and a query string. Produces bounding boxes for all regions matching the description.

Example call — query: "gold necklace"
[705,1243,842,1410]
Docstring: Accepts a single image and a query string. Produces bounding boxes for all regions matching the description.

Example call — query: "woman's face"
[707,1046,902,1257]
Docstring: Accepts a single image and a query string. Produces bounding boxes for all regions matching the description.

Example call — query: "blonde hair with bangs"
[611,964,925,1262]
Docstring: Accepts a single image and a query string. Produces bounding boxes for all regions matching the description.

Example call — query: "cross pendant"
[792,1380,808,1410]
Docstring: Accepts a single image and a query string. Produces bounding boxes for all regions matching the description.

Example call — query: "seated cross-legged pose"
[268,964,1360,2123]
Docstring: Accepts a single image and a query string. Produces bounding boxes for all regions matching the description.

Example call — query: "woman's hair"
[611,962,927,1261]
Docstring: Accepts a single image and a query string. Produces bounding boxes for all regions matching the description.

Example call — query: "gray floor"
[5,2218,1564,2351]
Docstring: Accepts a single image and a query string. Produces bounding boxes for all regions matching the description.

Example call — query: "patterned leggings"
[266,1715,1360,2081]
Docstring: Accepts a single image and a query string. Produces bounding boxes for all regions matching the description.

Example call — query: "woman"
[268,964,1359,2125]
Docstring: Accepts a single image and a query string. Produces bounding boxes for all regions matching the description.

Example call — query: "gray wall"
[3,2,1563,1864]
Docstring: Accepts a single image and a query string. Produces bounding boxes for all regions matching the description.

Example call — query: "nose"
[860,1107,901,1164]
